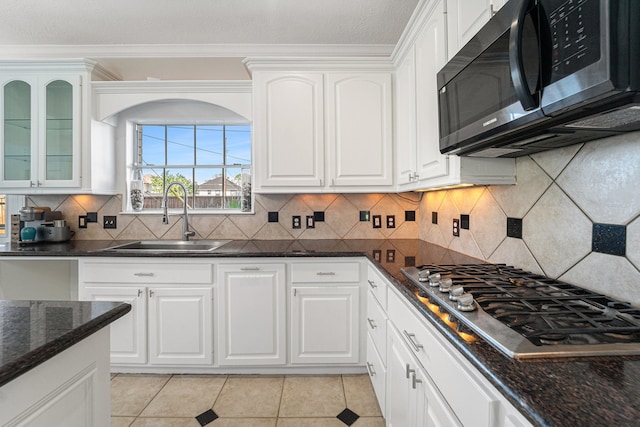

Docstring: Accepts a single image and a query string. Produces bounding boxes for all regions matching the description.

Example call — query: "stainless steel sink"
[102,240,231,253]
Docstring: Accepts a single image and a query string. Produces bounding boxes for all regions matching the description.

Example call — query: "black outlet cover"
[268,212,279,223]
[314,211,325,222]
[592,223,626,256]
[460,214,470,230]
[432,211,438,224]
[359,211,370,221]
[405,210,416,222]
[507,217,523,239]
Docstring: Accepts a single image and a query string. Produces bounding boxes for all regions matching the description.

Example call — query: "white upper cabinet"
[252,72,325,189]
[325,73,393,188]
[393,0,515,190]
[446,0,506,60]
[0,60,116,194]
[247,60,394,193]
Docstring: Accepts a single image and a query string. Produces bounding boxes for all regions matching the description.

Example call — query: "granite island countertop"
[0,299,131,387]
[0,238,639,426]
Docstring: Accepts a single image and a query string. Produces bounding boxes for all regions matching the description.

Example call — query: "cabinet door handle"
[316,272,336,276]
[294,289,297,297]
[137,289,142,297]
[367,318,377,329]
[406,363,415,379]
[241,267,260,271]
[134,272,154,277]
[149,290,154,297]
[366,362,376,377]
[411,372,423,389]
[403,330,424,352]
[367,279,377,289]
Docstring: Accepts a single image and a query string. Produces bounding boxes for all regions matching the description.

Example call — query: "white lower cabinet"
[290,260,363,364]
[81,286,147,364]
[78,260,214,367]
[148,287,213,365]
[217,263,286,366]
[290,285,360,364]
[387,324,460,427]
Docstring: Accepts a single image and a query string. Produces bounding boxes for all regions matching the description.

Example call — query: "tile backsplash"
[419,134,640,306]
[25,133,640,305]
[25,193,421,242]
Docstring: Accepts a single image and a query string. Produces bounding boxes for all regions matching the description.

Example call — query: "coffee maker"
[18,206,72,243]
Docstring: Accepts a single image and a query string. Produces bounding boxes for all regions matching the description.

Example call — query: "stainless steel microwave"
[438,0,640,157]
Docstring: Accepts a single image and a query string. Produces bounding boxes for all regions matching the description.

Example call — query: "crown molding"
[92,80,252,94]
[243,56,394,73]
[0,43,395,59]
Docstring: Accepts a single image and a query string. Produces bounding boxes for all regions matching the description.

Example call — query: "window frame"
[126,122,253,215]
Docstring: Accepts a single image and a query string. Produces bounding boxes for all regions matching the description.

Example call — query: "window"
[131,124,251,212]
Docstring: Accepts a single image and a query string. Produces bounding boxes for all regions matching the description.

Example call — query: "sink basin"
[102,240,232,253]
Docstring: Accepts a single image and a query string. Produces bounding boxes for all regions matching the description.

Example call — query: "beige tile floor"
[111,374,385,427]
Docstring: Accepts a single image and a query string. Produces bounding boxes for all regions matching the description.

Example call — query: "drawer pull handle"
[134,272,154,277]
[411,372,422,389]
[403,330,424,352]
[405,363,415,379]
[241,267,260,271]
[366,362,376,377]
[367,318,377,329]
[316,272,336,276]
[367,280,377,289]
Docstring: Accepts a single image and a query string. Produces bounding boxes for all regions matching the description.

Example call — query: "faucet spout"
[161,182,196,241]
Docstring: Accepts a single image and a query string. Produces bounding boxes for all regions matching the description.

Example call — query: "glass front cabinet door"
[1,75,81,190]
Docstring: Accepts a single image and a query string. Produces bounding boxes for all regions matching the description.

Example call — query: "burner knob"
[449,285,465,301]
[417,269,431,282]
[428,273,441,287]
[457,293,476,312]
[438,278,453,293]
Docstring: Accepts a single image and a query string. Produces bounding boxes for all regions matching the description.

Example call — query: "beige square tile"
[140,375,227,418]
[342,375,382,417]
[353,417,386,426]
[277,418,346,427]
[213,376,284,418]
[214,419,277,427]
[130,418,201,427]
[279,376,345,418]
[111,417,135,427]
[111,374,171,417]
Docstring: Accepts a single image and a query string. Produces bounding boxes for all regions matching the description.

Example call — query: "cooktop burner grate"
[401,264,640,359]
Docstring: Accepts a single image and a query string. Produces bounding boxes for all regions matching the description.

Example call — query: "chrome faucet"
[161,182,196,241]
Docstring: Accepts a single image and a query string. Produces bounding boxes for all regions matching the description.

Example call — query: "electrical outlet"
[78,215,88,229]
[386,249,396,263]
[372,215,382,228]
[452,218,460,237]
[103,216,117,229]
[306,215,315,229]
[386,215,395,228]
[86,212,98,223]
[292,216,301,229]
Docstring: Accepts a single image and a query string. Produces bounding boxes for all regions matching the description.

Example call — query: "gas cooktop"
[402,264,640,359]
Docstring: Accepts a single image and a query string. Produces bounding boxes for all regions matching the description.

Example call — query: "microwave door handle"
[509,0,538,111]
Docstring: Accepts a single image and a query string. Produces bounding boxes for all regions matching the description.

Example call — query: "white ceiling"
[0,0,419,80]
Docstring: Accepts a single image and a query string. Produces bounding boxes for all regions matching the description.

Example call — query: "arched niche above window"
[92,80,252,123]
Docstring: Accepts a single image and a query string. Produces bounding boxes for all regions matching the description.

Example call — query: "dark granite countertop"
[0,300,131,387]
[0,238,638,426]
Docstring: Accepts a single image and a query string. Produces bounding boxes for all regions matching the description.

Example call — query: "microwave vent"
[565,106,640,130]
